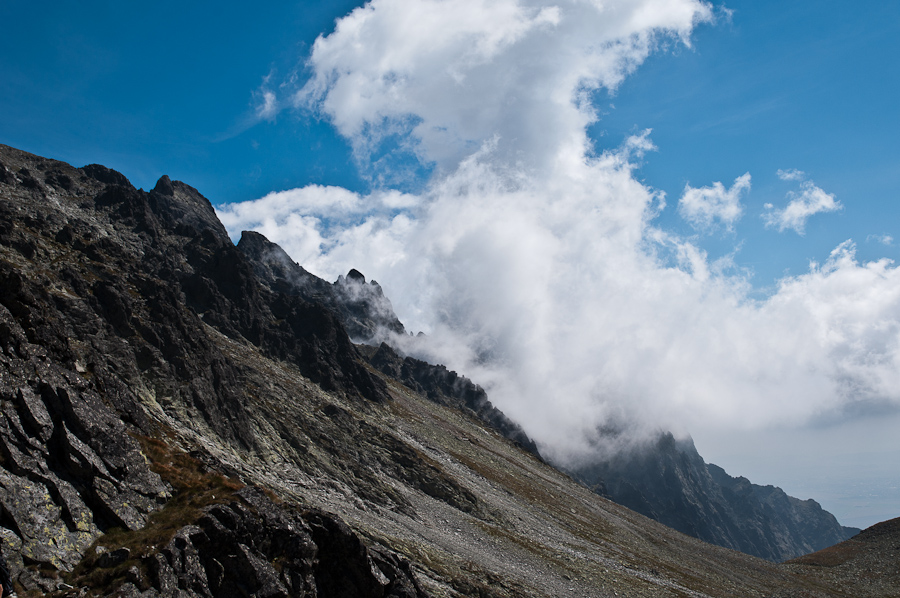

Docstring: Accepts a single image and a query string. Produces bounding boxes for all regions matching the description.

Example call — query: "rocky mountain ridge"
[0,143,884,597]
[236,231,406,343]
[570,433,858,562]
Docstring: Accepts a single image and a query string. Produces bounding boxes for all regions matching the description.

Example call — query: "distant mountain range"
[569,432,858,561]
[0,143,879,597]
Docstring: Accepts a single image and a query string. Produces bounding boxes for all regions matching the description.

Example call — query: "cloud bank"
[220,0,900,463]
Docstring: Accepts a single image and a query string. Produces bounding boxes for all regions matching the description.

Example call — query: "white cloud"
[867,233,893,246]
[221,143,900,465]
[678,172,750,232]
[256,90,278,121]
[222,0,900,466]
[776,168,805,181]
[296,0,713,178]
[764,179,842,234]
[216,185,419,274]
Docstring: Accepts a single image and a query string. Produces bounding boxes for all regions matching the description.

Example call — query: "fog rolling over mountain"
[215,2,900,536]
[1,143,888,597]
[232,181,860,562]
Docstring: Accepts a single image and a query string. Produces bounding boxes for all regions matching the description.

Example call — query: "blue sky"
[3,1,899,529]
[598,1,900,288]
[3,1,898,288]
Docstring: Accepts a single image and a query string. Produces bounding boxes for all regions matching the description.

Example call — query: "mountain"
[0,143,881,597]
[784,517,900,597]
[236,231,406,343]
[569,433,859,561]
[234,230,540,458]
[232,201,859,562]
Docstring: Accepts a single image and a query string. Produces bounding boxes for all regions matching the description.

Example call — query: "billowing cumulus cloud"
[297,0,713,176]
[220,0,900,464]
[678,172,750,232]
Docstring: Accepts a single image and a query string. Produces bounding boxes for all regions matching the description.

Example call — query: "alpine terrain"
[0,143,891,597]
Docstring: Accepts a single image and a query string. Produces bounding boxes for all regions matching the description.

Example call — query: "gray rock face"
[570,432,859,562]
[237,231,406,343]
[0,144,406,593]
[0,303,169,574]
[365,342,541,458]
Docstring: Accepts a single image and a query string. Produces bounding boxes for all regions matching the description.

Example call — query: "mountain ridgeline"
[0,143,882,597]
[232,190,856,562]
[235,230,541,458]
[569,433,858,562]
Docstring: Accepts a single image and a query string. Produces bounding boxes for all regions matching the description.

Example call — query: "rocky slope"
[784,517,900,597]
[570,433,859,562]
[0,143,881,597]
[236,231,540,457]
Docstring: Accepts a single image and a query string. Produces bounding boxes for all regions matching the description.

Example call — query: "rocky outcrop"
[570,432,859,561]
[238,231,405,343]
[0,263,169,577]
[71,487,427,598]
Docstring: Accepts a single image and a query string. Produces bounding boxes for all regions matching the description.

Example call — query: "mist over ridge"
[217,0,900,473]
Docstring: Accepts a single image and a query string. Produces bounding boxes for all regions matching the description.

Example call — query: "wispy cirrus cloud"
[776,168,805,181]
[255,90,278,121]
[678,172,751,232]
[867,233,894,246]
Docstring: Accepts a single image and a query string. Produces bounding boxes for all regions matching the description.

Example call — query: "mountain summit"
[0,143,881,597]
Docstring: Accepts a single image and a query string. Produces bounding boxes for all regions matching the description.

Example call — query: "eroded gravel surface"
[162,326,849,598]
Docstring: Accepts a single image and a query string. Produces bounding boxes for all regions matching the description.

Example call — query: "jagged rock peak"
[569,430,859,561]
[238,229,281,253]
[81,163,133,188]
[333,269,405,339]
[237,230,335,299]
[237,230,296,268]
[148,174,230,241]
[152,174,174,196]
[346,268,366,283]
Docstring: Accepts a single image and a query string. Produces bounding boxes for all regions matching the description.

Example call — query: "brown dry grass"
[56,434,243,596]
[787,541,861,568]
